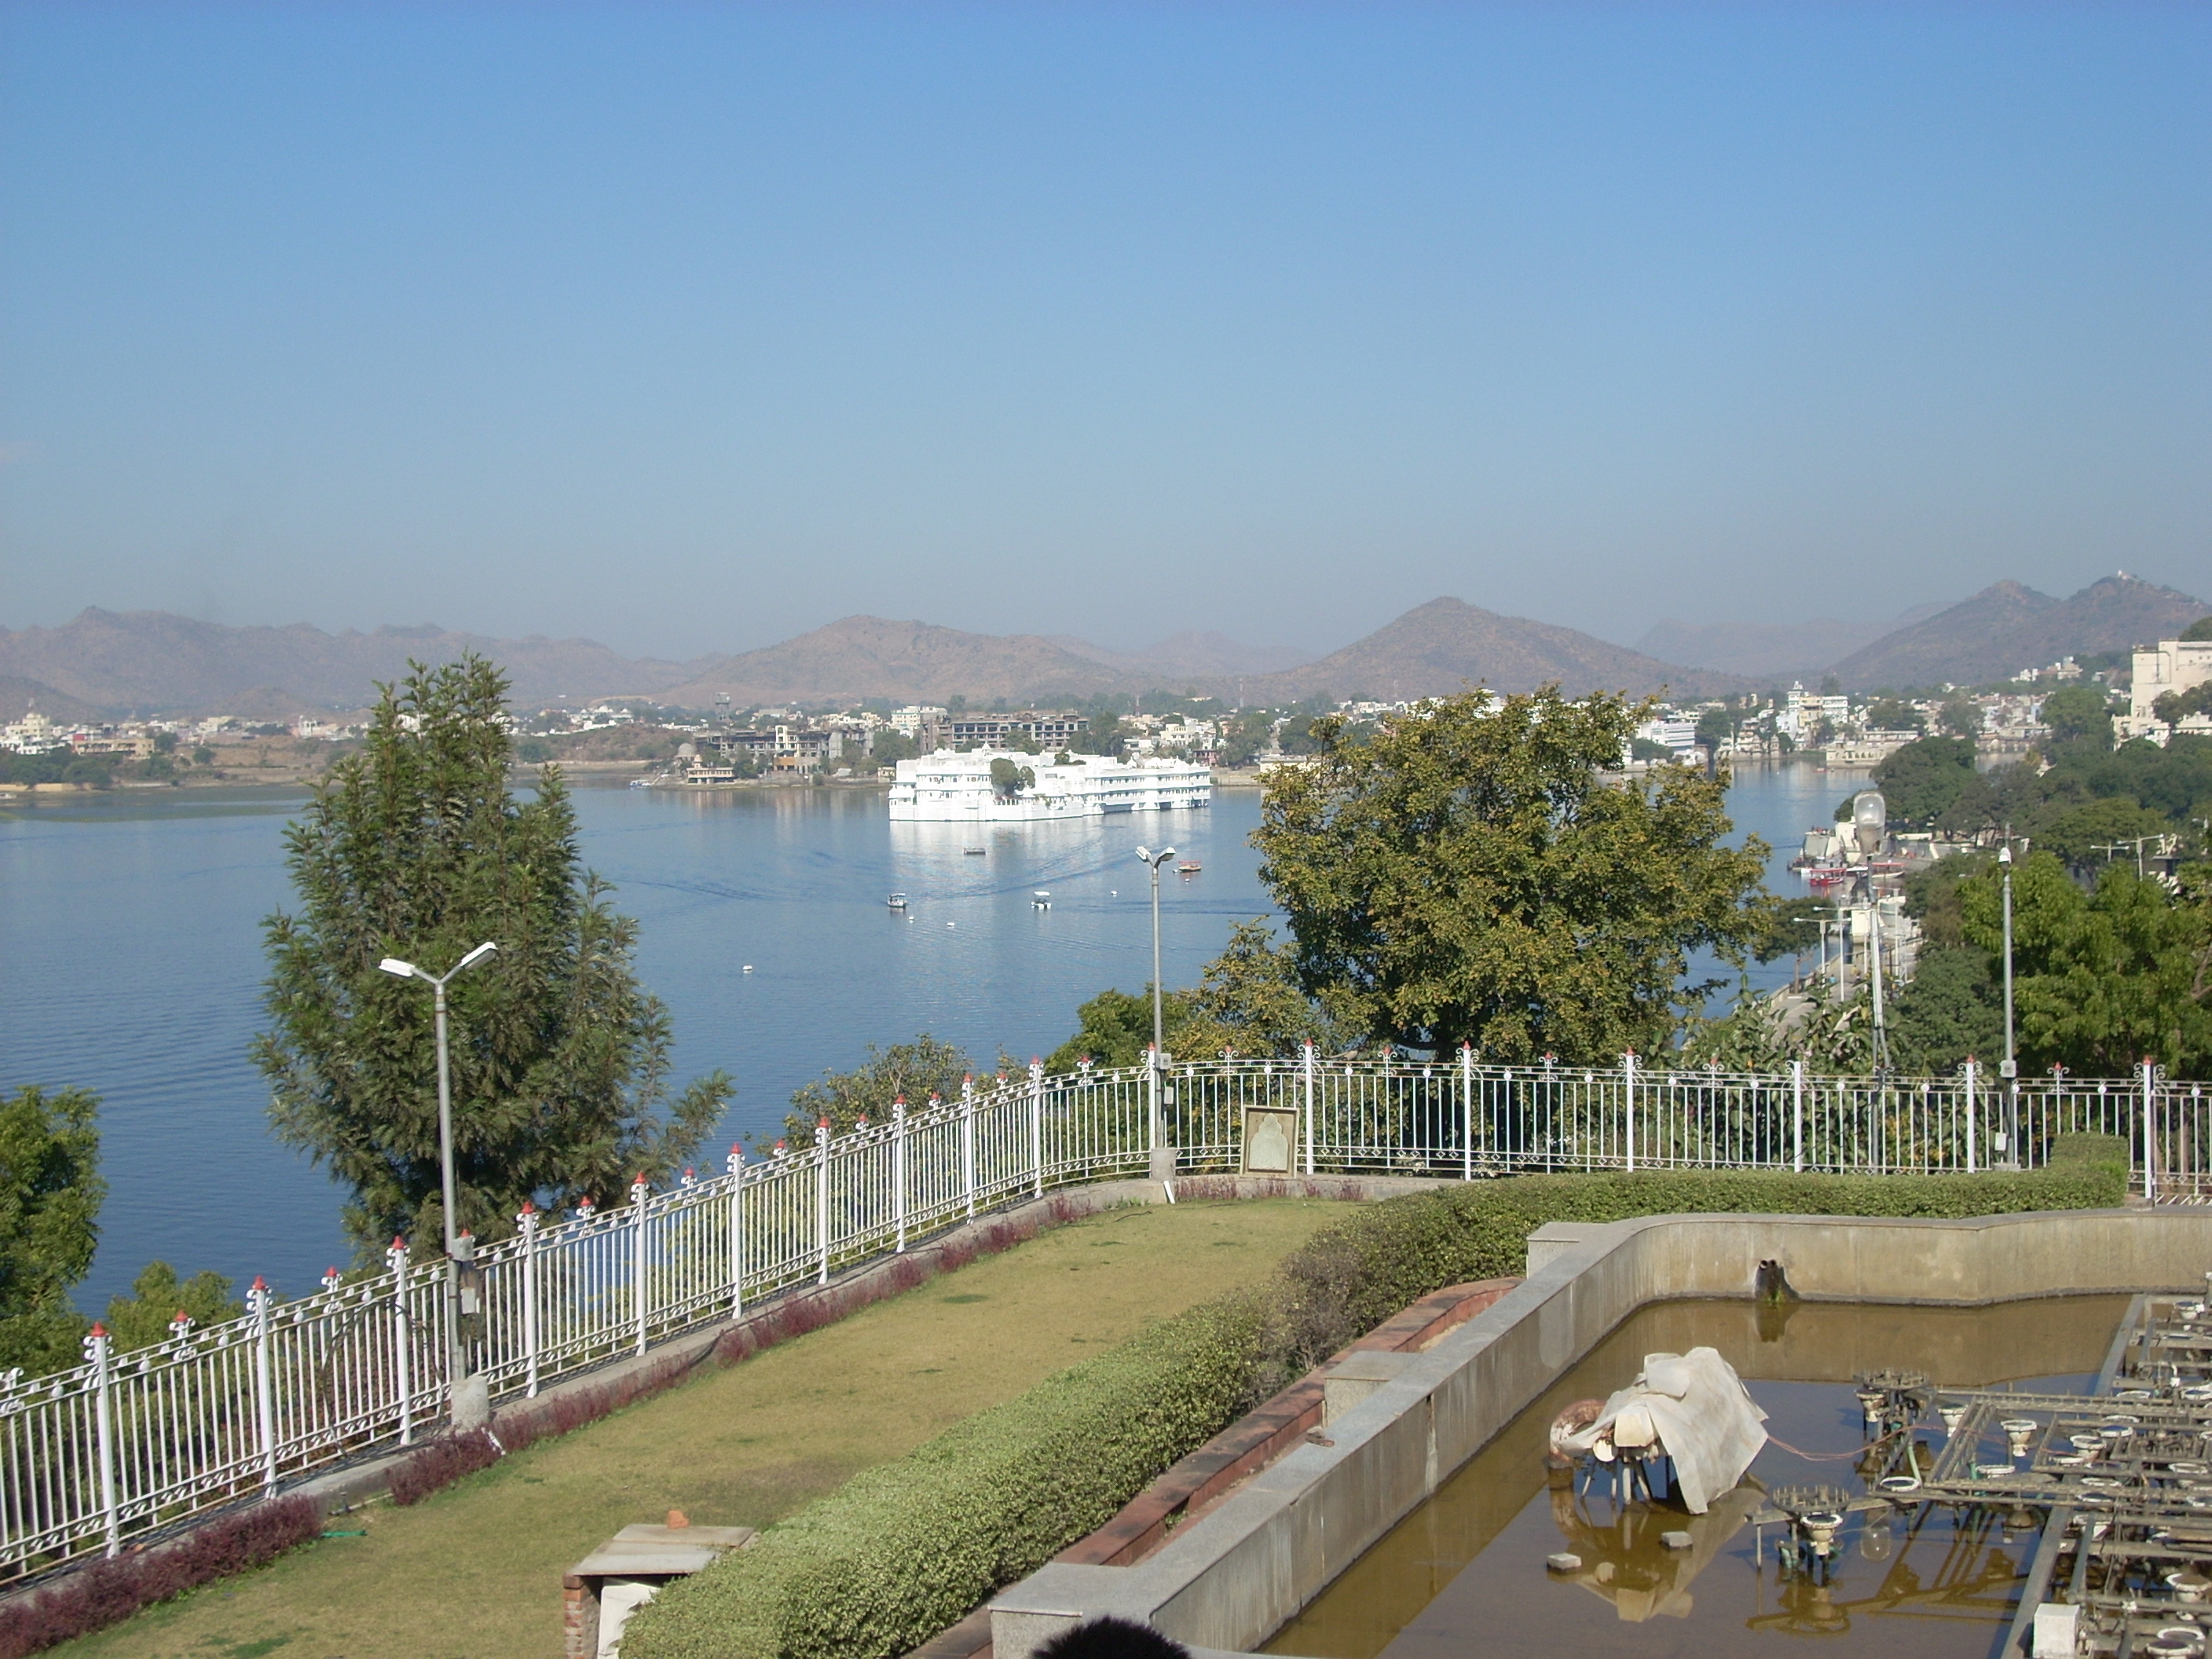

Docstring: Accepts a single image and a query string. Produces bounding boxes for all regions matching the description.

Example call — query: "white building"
[888,749,1210,822]
[891,705,947,739]
[2120,635,2212,745]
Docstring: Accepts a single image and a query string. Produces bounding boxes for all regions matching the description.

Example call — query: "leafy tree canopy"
[255,656,731,1258]
[0,1085,103,1376]
[104,1262,242,1353]
[782,1035,983,1145]
[1252,687,1769,1063]
[1871,736,1979,829]
[2040,685,2114,750]
[1864,698,1924,734]
[2185,617,2212,643]
[1961,855,2210,1075]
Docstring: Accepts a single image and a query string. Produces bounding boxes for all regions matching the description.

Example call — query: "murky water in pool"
[1266,1296,2130,1659]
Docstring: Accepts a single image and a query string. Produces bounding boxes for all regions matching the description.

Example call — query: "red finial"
[393,1235,407,1249]
[520,1199,534,1215]
[252,1275,267,1291]
[894,1093,906,1104]
[174,1309,188,1322]
[683,1166,694,1180]
[89,1322,106,1339]
[818,1115,830,1130]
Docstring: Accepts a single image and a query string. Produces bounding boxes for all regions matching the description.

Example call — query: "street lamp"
[379,940,498,1427]
[1134,845,1177,1181]
[1998,844,2018,1166]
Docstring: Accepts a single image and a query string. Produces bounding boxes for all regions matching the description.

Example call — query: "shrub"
[0,1495,320,1658]
[1264,1167,2123,1371]
[621,1166,2112,1659]
[621,1297,1265,1659]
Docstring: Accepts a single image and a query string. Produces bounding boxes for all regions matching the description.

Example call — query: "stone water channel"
[1265,1295,2131,1659]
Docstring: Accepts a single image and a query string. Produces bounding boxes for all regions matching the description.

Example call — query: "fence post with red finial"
[726,1142,746,1319]
[815,1119,832,1286]
[517,1202,540,1397]
[1029,1058,1045,1197]
[85,1323,118,1555]
[893,1098,908,1254]
[250,1276,276,1490]
[631,1175,650,1357]
[961,1075,977,1219]
[387,1236,412,1446]
[1460,1042,1475,1181]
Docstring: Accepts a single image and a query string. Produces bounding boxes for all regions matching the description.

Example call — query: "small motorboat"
[1176,860,1202,874]
[962,846,987,856]
[1031,891,1051,909]
[886,893,908,910]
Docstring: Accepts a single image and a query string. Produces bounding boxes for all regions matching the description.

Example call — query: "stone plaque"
[1242,1106,1298,1174]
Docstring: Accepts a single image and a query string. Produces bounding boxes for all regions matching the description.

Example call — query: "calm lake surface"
[0,764,1844,1310]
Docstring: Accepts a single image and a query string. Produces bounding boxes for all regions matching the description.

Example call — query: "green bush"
[622,1166,2119,1659]
[1265,1168,2123,1365]
[621,1298,1264,1659]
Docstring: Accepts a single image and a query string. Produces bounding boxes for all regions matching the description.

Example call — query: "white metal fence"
[3,1050,2203,1581]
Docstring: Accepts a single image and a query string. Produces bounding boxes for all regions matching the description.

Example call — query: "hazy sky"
[2,4,2207,661]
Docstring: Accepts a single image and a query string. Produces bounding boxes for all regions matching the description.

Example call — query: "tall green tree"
[1871,736,1979,828]
[1961,855,2210,1076]
[1252,688,1768,1063]
[0,1085,103,1375]
[255,657,731,1258]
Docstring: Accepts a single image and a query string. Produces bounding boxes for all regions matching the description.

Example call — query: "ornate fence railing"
[2,1050,2203,1581]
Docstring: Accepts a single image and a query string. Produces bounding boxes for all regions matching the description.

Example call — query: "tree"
[1863,698,1924,734]
[104,1262,242,1353]
[0,1085,103,1375]
[1870,736,1979,828]
[1694,708,1736,753]
[1252,688,1769,1063]
[2185,617,2212,643]
[2035,797,2173,871]
[988,758,1035,798]
[255,657,731,1258]
[2153,683,2212,731]
[784,1035,981,1141]
[2040,685,2113,750]
[1044,990,1199,1071]
[1937,697,1983,741]
[1961,855,2210,1076]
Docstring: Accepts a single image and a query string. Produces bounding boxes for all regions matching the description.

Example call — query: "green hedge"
[1268,1166,2124,1356]
[621,1166,2119,1659]
[621,1298,1265,1659]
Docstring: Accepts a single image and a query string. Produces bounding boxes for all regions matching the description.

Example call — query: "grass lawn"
[60,1197,1345,1659]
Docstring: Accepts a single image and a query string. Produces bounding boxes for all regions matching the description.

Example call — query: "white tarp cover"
[1559,1346,1768,1514]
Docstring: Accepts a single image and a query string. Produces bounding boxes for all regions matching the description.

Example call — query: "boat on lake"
[886,893,907,910]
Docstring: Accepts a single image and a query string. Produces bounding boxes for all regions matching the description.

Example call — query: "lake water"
[0,764,1846,1310]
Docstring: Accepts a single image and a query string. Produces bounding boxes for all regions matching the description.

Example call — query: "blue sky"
[2,3,2206,660]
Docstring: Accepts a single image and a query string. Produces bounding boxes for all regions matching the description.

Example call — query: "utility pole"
[1866,879,1890,1073]
[1999,838,2019,1167]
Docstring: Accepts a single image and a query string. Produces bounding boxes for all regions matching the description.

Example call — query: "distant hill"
[657,616,1137,708]
[1635,605,1950,682]
[1238,597,1741,703]
[1046,629,1312,683]
[0,674,103,724]
[0,609,700,715]
[1826,576,2210,690]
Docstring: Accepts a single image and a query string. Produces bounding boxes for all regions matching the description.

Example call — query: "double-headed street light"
[379,940,498,1426]
[1134,845,1177,1182]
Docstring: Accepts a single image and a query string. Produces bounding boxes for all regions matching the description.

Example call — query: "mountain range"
[2,574,2203,720]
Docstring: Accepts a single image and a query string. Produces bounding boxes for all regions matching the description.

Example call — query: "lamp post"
[1998,844,2018,1167]
[1135,844,1177,1181]
[379,941,498,1427]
